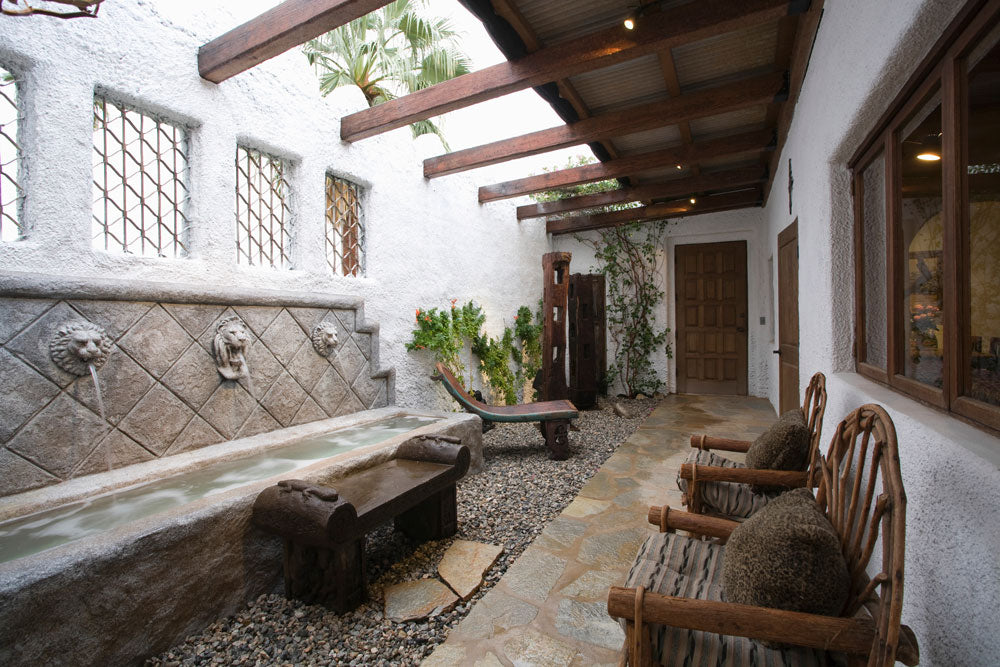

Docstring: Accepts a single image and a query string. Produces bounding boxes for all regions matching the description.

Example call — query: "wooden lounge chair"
[677,372,827,519]
[610,404,919,666]
[432,362,579,460]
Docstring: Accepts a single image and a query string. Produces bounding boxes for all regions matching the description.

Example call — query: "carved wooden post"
[542,252,571,401]
[569,273,606,409]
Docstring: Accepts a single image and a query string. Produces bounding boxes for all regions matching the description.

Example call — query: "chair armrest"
[608,588,879,658]
[679,463,809,488]
[646,505,738,538]
[689,434,752,452]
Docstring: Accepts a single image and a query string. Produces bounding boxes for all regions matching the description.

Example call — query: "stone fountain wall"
[0,273,393,498]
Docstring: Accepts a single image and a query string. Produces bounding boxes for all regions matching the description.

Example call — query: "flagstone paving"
[422,394,776,666]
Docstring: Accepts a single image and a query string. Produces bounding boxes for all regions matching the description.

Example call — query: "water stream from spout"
[87,363,112,475]
[237,351,255,398]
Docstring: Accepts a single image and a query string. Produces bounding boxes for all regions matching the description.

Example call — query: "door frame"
[777,220,800,413]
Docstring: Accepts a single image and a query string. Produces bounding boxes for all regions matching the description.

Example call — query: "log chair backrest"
[802,372,828,486]
[435,362,488,410]
[814,404,906,667]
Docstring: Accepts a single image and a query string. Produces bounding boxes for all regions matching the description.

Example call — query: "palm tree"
[304,0,471,151]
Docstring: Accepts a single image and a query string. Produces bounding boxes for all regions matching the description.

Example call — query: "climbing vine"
[577,221,671,398]
[405,300,484,388]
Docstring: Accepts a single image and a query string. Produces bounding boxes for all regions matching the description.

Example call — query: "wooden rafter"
[480,132,771,203]
[198,0,393,83]
[425,73,784,178]
[546,189,762,235]
[517,165,768,220]
[340,0,792,141]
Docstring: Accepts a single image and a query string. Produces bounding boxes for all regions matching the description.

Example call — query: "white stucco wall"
[554,207,772,398]
[763,1,1000,664]
[0,1,550,413]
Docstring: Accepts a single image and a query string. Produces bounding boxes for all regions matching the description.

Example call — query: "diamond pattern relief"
[351,362,382,408]
[333,308,356,332]
[166,415,224,456]
[338,391,365,417]
[74,429,154,477]
[0,449,59,496]
[68,300,153,341]
[260,370,308,427]
[0,298,53,345]
[334,338,367,386]
[259,309,306,366]
[292,397,327,426]
[162,303,226,339]
[238,405,282,438]
[71,346,154,425]
[5,301,89,388]
[312,366,350,416]
[7,393,110,479]
[372,383,388,409]
[286,341,328,393]
[200,382,256,440]
[240,338,283,400]
[354,332,372,360]
[0,348,60,441]
[161,344,221,410]
[286,306,329,335]
[118,384,195,455]
[232,305,282,337]
[118,305,194,378]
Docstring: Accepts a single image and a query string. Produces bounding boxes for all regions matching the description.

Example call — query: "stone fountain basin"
[0,407,482,667]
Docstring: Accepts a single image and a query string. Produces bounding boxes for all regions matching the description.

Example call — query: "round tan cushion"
[722,488,850,620]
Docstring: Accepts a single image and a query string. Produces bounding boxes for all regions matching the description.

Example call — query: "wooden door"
[675,241,748,394]
[777,221,800,413]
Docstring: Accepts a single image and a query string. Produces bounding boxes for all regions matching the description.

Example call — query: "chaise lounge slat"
[432,362,578,459]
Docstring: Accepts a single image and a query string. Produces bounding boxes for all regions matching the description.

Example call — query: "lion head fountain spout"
[311,322,339,357]
[213,316,251,381]
[50,321,112,376]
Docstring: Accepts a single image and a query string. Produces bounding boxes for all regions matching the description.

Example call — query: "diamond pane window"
[325,174,365,277]
[0,67,22,242]
[236,146,291,268]
[92,98,189,257]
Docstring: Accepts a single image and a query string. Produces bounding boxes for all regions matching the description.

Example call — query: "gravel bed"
[148,397,658,667]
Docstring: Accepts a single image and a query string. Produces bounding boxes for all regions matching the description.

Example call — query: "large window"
[0,66,21,242]
[324,174,365,277]
[852,0,1000,431]
[93,97,190,257]
[235,145,291,268]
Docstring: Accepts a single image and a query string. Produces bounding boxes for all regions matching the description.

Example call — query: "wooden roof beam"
[481,131,771,203]
[517,164,768,220]
[199,0,394,83]
[546,189,763,235]
[426,72,785,178]
[341,0,796,142]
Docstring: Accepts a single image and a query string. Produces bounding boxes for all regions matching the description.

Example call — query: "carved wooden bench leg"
[282,537,366,613]
[395,485,458,542]
[542,419,570,460]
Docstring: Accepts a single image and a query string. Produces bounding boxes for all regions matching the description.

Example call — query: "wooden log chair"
[609,404,919,667]
[678,372,827,520]
[431,362,579,460]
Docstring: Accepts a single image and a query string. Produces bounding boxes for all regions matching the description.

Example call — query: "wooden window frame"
[850,0,1000,432]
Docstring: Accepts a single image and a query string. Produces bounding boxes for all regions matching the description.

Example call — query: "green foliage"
[303,0,471,150]
[528,155,642,214]
[581,222,671,397]
[407,300,541,405]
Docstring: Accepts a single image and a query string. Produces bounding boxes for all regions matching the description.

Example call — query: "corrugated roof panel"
[698,153,766,171]
[633,165,695,182]
[672,21,779,90]
[689,105,768,140]
[567,54,668,115]
[612,126,683,155]
[514,0,636,45]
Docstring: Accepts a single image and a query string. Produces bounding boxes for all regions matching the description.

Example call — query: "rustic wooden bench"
[431,362,579,460]
[251,434,469,613]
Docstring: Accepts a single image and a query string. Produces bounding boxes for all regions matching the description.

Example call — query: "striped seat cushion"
[675,449,777,519]
[624,532,833,667]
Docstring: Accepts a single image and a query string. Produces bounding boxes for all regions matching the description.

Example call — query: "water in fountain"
[0,414,440,564]
[87,363,112,474]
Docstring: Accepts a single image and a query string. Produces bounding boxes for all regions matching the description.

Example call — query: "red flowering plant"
[406,300,485,389]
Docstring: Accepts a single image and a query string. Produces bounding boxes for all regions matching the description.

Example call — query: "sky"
[422,0,595,184]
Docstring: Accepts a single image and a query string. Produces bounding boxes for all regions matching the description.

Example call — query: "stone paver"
[384,579,458,622]
[426,395,775,666]
[439,540,504,601]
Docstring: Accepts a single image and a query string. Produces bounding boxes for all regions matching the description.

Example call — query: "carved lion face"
[213,316,250,380]
[50,321,112,376]
[311,323,339,357]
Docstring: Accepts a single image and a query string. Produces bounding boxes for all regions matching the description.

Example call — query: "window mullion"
[941,53,964,410]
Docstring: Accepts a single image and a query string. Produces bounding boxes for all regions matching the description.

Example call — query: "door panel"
[675,241,749,395]
[778,221,800,413]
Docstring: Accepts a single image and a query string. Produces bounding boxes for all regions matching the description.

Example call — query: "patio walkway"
[423,394,777,666]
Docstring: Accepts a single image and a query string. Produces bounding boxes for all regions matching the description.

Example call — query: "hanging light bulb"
[689,197,697,205]
[623,15,636,30]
